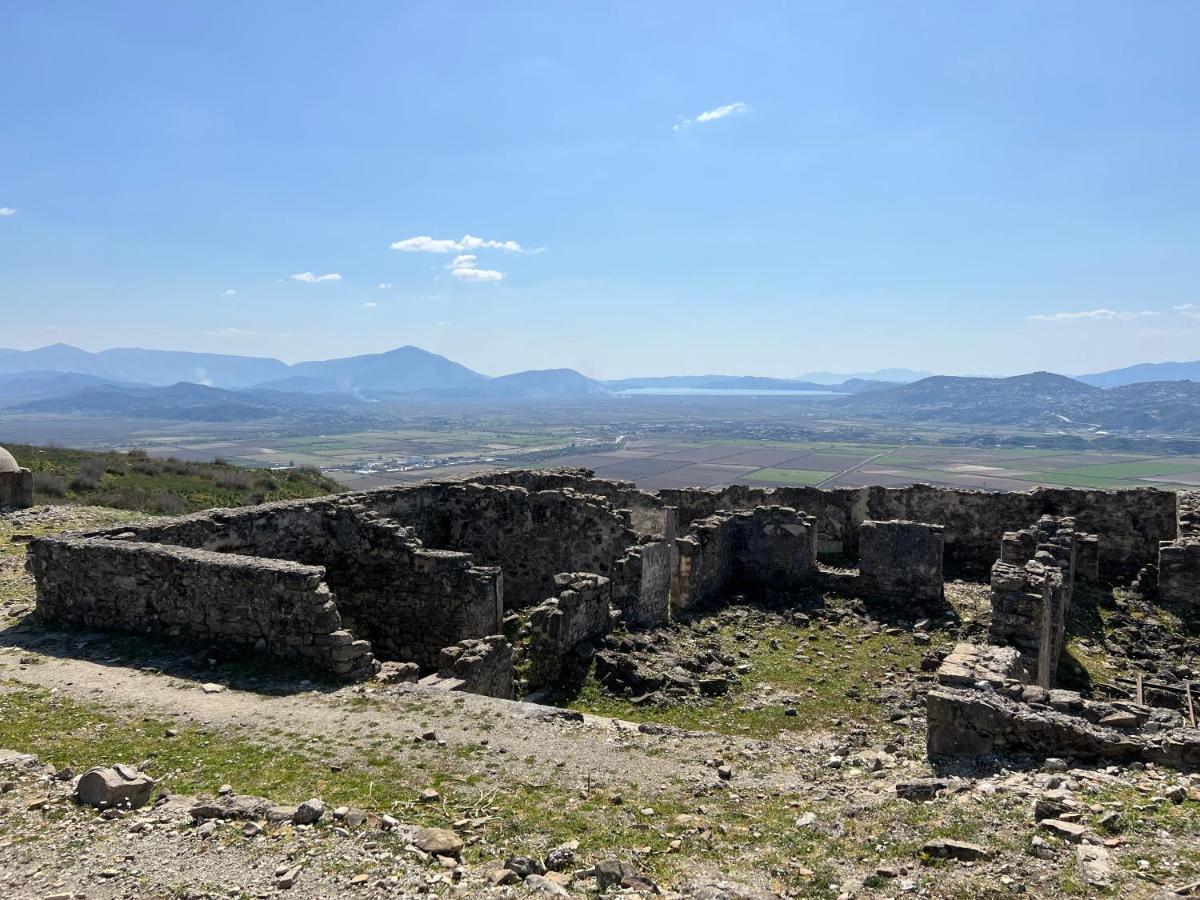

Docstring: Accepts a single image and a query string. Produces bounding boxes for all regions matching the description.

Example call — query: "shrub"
[33,472,67,498]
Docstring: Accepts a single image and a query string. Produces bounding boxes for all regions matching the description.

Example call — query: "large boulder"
[75,764,155,810]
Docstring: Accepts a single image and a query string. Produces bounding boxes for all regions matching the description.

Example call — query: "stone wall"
[28,536,377,679]
[857,520,944,603]
[672,506,817,614]
[526,573,612,689]
[361,482,635,609]
[1159,540,1200,608]
[474,468,667,535]
[90,499,503,669]
[0,468,33,509]
[419,636,513,699]
[660,483,1176,580]
[927,643,1200,767]
[988,516,1077,686]
[611,539,671,628]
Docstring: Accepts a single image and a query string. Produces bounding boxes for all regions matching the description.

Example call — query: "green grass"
[566,609,927,739]
[743,467,836,485]
[1019,471,1135,489]
[8,444,341,514]
[1055,459,1200,479]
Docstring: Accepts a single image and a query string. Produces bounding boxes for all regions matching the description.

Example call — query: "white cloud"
[390,234,527,254]
[448,254,504,282]
[1174,303,1200,319]
[0,207,16,217]
[674,101,748,132]
[1028,308,1159,322]
[361,301,378,309]
[377,282,392,289]
[222,289,237,297]
[289,271,341,283]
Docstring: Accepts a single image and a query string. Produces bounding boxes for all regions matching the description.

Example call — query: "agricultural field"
[541,438,1200,492]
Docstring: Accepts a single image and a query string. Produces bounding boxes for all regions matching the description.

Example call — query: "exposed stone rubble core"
[988,515,1078,685]
[0,445,34,510]
[857,519,944,603]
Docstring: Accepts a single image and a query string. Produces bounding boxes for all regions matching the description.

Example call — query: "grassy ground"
[7,444,341,514]
[565,604,929,741]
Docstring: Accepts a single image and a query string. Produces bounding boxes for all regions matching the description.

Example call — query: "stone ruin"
[928,499,1200,768]
[0,445,34,510]
[24,468,1200,768]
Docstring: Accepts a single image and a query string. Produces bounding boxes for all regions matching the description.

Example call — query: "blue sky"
[3,2,1199,378]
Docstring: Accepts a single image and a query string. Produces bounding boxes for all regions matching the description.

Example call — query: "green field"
[743,467,835,485]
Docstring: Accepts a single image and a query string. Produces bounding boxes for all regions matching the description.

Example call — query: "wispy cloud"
[1028,308,1159,322]
[377,282,392,289]
[222,289,237,297]
[448,254,503,282]
[0,207,17,217]
[361,301,378,309]
[1173,303,1200,319]
[674,101,748,132]
[289,271,341,283]
[390,234,527,254]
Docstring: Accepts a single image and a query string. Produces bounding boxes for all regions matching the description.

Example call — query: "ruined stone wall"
[660,483,1174,580]
[79,499,503,670]
[611,539,671,628]
[474,468,667,535]
[1159,541,1200,608]
[988,516,1077,685]
[419,636,513,699]
[0,468,33,509]
[526,573,612,689]
[1178,491,1200,538]
[858,520,944,603]
[361,482,635,609]
[28,536,377,679]
[671,514,736,614]
[672,506,817,614]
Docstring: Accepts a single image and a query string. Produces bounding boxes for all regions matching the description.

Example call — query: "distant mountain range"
[3,343,1200,433]
[838,371,1200,433]
[1079,359,1200,388]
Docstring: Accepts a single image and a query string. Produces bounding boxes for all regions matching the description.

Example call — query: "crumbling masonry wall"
[658,482,1175,580]
[672,506,817,614]
[611,539,671,628]
[857,520,944,603]
[420,636,514,699]
[526,573,612,689]
[988,515,1077,686]
[81,498,503,669]
[1158,491,1200,607]
[28,536,377,679]
[358,482,635,609]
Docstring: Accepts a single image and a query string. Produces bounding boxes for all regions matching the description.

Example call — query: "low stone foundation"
[927,644,1200,767]
[419,636,513,699]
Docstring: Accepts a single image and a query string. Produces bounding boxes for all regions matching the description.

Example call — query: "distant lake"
[613,388,846,397]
